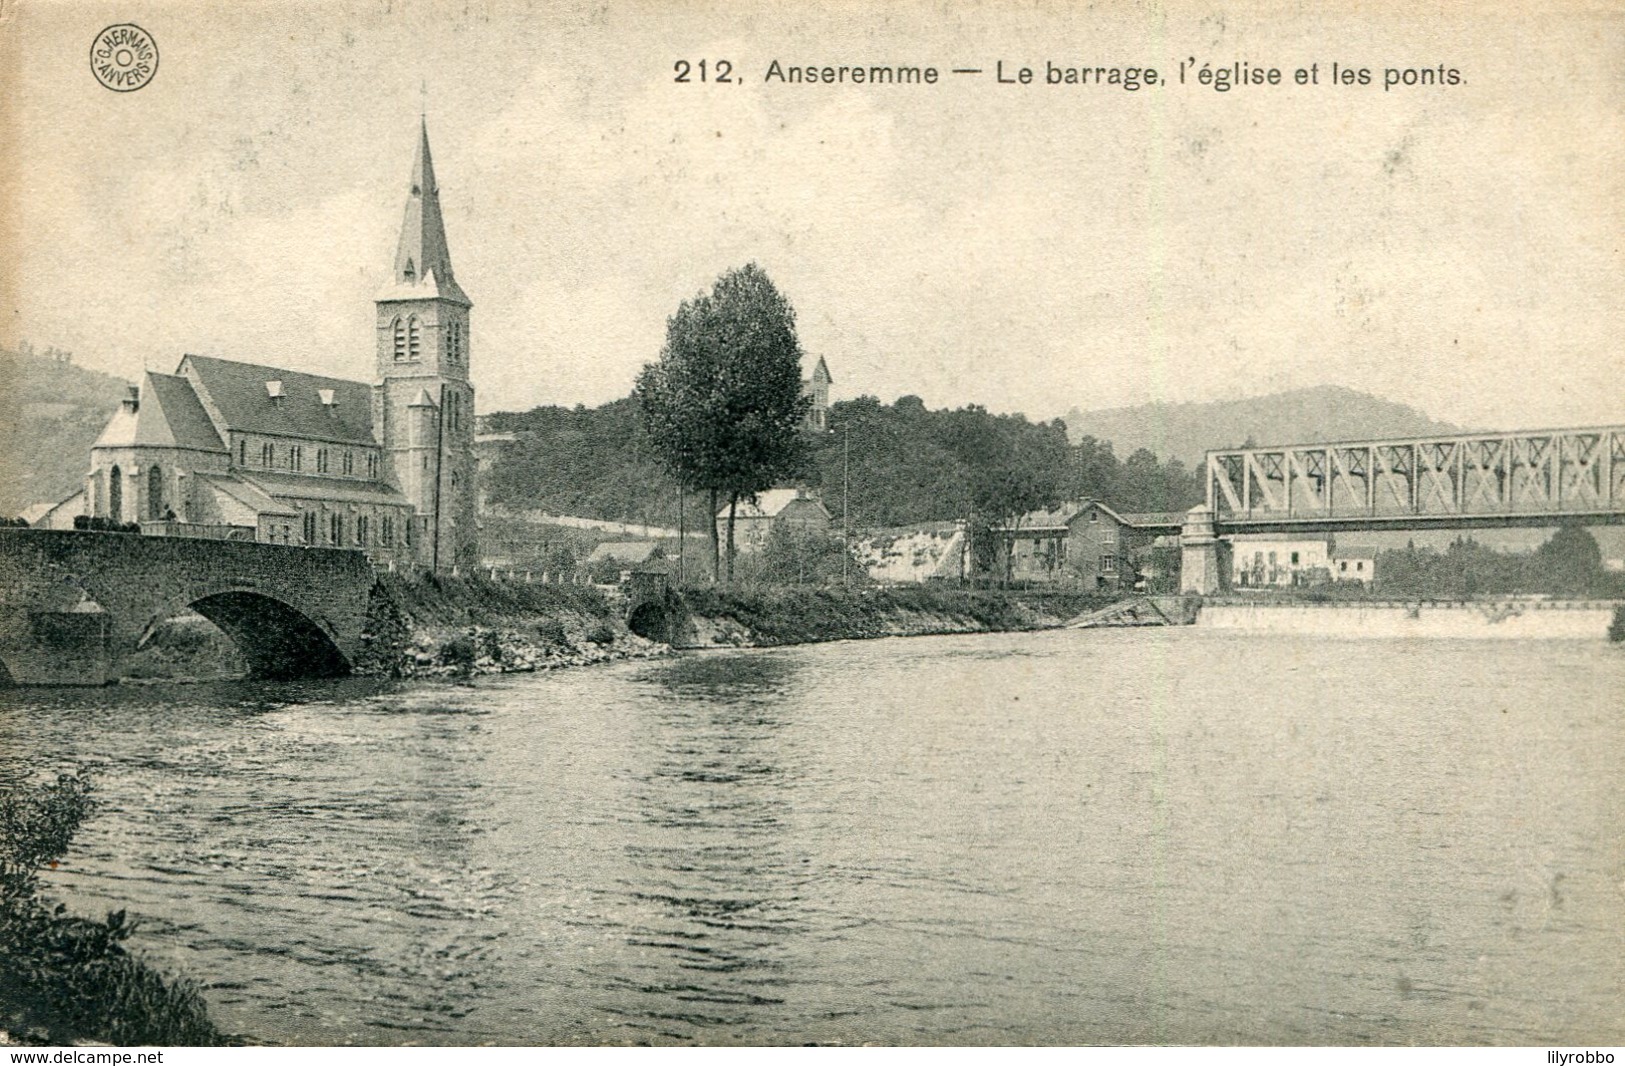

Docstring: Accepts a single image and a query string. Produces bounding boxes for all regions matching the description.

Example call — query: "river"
[2,629,1622,1045]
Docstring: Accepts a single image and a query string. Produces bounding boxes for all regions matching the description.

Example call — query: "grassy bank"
[675,585,1116,647]
[0,774,226,1046]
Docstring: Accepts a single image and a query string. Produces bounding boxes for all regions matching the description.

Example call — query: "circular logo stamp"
[90,24,159,92]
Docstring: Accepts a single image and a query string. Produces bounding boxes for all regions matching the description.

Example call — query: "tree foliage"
[1373,526,1622,599]
[1,773,224,1046]
[486,395,1203,542]
[636,264,809,580]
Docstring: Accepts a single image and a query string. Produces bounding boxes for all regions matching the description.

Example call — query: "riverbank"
[350,575,1117,679]
[673,585,1114,647]
[352,572,666,679]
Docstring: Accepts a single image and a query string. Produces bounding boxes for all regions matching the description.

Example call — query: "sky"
[2,0,1621,430]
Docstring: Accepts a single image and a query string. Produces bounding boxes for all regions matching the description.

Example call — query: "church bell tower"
[374,119,478,572]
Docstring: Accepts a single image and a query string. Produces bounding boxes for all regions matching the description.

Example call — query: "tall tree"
[636,264,808,582]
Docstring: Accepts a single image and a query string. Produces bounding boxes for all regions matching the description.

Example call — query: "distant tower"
[373,119,478,571]
[802,355,832,431]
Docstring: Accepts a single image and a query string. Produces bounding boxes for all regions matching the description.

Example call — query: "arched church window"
[108,466,122,521]
[393,318,407,362]
[148,466,164,520]
[408,316,422,361]
[403,257,415,282]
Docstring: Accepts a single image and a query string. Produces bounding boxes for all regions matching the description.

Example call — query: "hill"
[1064,385,1462,469]
[484,393,1201,535]
[0,347,131,517]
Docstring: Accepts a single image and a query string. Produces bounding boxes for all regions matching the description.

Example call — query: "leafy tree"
[1532,523,1605,597]
[636,264,809,582]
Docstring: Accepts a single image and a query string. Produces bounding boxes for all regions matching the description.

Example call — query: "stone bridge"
[0,528,376,685]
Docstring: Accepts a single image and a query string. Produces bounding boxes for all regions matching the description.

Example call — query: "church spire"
[388,118,470,306]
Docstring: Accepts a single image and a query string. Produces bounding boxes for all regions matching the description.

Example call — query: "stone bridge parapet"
[0,528,376,685]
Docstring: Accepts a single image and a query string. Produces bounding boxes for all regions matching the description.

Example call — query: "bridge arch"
[138,587,351,680]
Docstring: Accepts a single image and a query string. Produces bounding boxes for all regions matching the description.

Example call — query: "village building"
[717,488,834,554]
[1332,550,1377,584]
[1229,536,1332,588]
[584,541,669,583]
[60,121,479,572]
[995,500,1151,590]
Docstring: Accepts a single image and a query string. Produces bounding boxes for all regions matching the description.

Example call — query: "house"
[994,500,1146,590]
[1332,549,1377,584]
[585,541,668,583]
[717,488,833,554]
[62,120,479,571]
[1229,536,1332,588]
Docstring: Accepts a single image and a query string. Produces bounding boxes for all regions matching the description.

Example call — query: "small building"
[718,488,833,554]
[1332,549,1377,584]
[1229,536,1332,588]
[994,500,1144,591]
[19,492,85,531]
[584,540,668,583]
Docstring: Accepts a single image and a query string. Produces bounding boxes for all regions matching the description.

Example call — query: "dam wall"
[1197,599,1619,640]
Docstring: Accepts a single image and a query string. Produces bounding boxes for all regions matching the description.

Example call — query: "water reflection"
[603,652,809,1041]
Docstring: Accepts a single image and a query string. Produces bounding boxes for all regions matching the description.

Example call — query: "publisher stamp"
[89,24,158,92]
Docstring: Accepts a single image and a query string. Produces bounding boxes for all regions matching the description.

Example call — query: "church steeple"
[386,119,470,306]
[374,117,478,573]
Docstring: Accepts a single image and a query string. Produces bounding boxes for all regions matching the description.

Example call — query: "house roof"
[585,541,666,565]
[717,488,831,521]
[178,354,378,445]
[241,471,409,508]
[1117,510,1185,530]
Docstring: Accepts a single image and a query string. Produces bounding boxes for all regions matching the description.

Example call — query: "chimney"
[121,385,140,413]
[266,380,284,405]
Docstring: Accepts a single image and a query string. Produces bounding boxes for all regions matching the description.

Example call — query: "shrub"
[0,773,225,1045]
[438,635,477,670]
[1610,606,1625,644]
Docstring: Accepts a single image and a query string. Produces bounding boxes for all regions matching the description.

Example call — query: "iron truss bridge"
[1205,425,1625,534]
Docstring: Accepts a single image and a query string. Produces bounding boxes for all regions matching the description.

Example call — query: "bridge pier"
[1180,505,1224,595]
[1,606,116,685]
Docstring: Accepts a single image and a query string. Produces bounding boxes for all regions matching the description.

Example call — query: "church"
[73,122,479,572]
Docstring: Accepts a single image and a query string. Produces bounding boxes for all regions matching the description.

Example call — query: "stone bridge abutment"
[0,529,375,685]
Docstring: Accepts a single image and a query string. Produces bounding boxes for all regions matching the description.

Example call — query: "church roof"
[92,372,227,452]
[241,471,410,508]
[196,473,299,517]
[178,354,378,445]
[382,119,470,307]
[141,373,228,451]
[809,355,832,384]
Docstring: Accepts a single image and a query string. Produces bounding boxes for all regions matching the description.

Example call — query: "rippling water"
[2,629,1622,1045]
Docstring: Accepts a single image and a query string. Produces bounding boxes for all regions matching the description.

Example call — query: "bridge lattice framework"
[1205,424,1625,533]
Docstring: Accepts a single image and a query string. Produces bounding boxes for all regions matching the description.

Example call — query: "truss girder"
[1205,425,1624,527]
